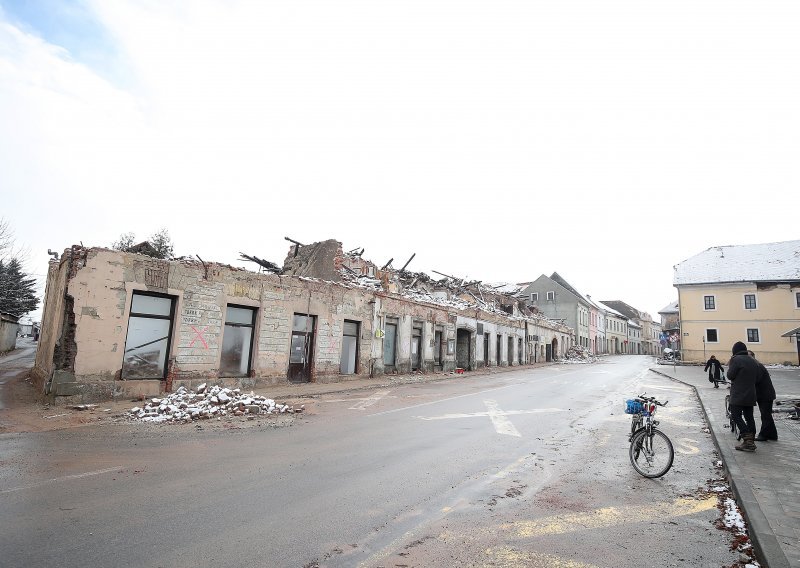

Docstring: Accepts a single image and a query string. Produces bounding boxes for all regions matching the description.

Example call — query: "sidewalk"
[651,363,800,568]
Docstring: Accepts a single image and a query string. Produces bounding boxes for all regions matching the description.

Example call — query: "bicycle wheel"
[629,428,674,478]
[725,395,740,440]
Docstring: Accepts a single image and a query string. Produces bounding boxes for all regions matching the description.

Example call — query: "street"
[1,356,746,567]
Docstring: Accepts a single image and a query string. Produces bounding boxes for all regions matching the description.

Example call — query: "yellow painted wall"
[678,283,800,364]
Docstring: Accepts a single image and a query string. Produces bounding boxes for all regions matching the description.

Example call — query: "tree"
[0,257,39,317]
[111,228,175,260]
[0,218,39,318]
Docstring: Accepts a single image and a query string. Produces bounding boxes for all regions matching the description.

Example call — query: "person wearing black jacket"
[749,350,778,441]
[726,341,759,451]
[704,355,724,387]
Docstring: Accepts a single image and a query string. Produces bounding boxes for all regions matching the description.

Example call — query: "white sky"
[2,1,798,322]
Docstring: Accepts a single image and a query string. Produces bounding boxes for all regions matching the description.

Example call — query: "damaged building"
[32,239,574,402]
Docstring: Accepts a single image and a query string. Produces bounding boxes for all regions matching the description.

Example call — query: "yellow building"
[673,240,800,365]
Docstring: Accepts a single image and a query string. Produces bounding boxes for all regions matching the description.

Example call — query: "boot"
[735,433,756,452]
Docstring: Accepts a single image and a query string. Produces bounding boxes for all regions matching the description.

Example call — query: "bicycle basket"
[625,399,644,414]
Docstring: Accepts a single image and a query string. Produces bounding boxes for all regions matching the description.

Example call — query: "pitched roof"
[658,301,679,314]
[673,240,800,285]
[600,300,641,321]
[550,272,589,303]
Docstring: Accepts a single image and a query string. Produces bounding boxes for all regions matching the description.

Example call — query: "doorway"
[383,319,398,370]
[456,328,471,370]
[483,333,490,366]
[434,328,443,370]
[289,313,315,383]
[411,322,422,371]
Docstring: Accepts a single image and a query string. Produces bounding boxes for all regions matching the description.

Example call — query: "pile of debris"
[562,345,598,364]
[127,384,302,424]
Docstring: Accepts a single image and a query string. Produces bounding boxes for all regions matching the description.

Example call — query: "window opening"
[220,305,256,377]
[747,328,760,343]
[744,294,757,310]
[383,319,398,368]
[704,296,715,310]
[122,292,176,380]
[340,320,359,374]
[706,329,718,343]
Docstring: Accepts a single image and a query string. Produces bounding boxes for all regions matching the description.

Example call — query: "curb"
[650,368,790,568]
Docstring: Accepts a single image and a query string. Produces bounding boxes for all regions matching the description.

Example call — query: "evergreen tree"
[0,258,39,317]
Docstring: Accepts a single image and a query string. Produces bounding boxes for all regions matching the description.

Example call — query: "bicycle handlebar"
[636,394,668,407]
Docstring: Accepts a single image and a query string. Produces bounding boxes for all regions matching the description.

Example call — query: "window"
[744,294,757,310]
[546,291,555,301]
[340,320,359,374]
[796,291,800,308]
[706,329,718,343]
[220,305,256,377]
[747,328,760,343]
[530,293,538,302]
[122,292,176,379]
[703,295,716,310]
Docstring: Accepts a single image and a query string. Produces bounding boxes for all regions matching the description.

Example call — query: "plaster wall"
[678,283,800,364]
[0,317,18,353]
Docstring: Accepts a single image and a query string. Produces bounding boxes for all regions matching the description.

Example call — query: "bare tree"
[111,228,175,260]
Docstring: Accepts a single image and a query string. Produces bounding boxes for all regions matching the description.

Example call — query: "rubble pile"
[562,345,598,363]
[127,384,302,424]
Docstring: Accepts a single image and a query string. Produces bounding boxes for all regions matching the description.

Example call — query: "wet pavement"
[3,346,798,566]
[651,362,800,568]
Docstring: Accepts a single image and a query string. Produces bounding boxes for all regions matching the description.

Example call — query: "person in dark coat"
[748,350,777,441]
[704,355,724,387]
[726,341,759,451]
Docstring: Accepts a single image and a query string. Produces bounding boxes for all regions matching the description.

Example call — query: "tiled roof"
[673,240,800,285]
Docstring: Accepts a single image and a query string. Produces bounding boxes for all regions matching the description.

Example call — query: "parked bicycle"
[625,394,674,478]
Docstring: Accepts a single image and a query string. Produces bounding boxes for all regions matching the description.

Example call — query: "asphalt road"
[0,356,746,567]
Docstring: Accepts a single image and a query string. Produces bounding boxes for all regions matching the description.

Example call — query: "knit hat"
[732,341,747,355]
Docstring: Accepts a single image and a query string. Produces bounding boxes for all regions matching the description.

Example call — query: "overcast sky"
[2,1,798,322]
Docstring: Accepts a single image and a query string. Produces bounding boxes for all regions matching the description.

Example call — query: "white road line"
[367,368,585,417]
[349,389,392,410]
[1,466,122,494]
[484,400,521,437]
[418,408,567,420]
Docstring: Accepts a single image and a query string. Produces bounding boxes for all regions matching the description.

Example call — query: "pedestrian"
[726,341,759,452]
[703,354,724,388]
[748,350,777,442]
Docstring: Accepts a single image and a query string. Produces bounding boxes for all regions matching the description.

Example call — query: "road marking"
[418,401,567,437]
[349,389,392,410]
[368,368,585,417]
[485,400,521,437]
[485,547,600,568]
[675,438,701,455]
[0,466,122,494]
[505,496,717,537]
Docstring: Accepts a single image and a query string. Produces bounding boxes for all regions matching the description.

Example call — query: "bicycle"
[625,394,674,478]
[724,391,740,440]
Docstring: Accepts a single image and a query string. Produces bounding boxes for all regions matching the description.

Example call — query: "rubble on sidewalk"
[127,384,304,424]
[562,345,598,364]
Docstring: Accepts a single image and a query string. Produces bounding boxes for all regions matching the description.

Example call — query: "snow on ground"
[127,384,302,424]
